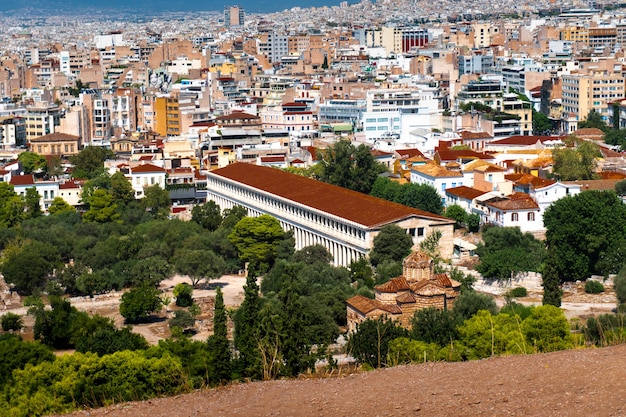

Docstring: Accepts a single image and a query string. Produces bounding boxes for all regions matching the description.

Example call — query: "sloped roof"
[29,133,80,142]
[489,135,562,146]
[9,174,35,186]
[506,173,556,188]
[210,163,451,227]
[485,192,539,211]
[375,277,411,293]
[411,280,447,296]
[458,131,493,139]
[131,163,166,173]
[412,163,463,178]
[395,148,424,158]
[216,112,260,121]
[436,149,493,161]
[445,185,487,200]
[346,295,402,315]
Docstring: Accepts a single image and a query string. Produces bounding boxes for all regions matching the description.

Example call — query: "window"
[528,212,535,221]
[417,227,425,237]
[511,213,518,221]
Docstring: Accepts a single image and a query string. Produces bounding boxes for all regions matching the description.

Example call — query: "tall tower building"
[224,5,245,28]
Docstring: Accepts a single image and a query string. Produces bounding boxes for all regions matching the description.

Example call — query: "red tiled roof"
[489,135,562,146]
[507,173,556,188]
[485,193,539,210]
[139,155,154,161]
[436,149,493,161]
[395,148,424,158]
[345,295,402,315]
[216,112,259,120]
[29,133,80,143]
[131,163,166,173]
[260,156,285,163]
[445,186,487,200]
[210,163,451,227]
[9,174,35,186]
[375,277,410,293]
[458,131,493,139]
[371,150,393,157]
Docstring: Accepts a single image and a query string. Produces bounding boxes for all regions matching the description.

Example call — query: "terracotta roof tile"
[375,277,410,293]
[9,174,35,186]
[489,135,564,146]
[131,163,166,173]
[485,192,539,210]
[346,295,401,315]
[458,131,493,139]
[29,133,80,142]
[412,164,463,178]
[446,186,487,200]
[210,163,451,227]
[436,149,493,161]
[395,148,424,158]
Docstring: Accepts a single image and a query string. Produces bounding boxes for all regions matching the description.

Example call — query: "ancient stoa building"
[346,251,461,331]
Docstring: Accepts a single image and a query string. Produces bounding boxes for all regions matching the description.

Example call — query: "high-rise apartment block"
[224,5,245,28]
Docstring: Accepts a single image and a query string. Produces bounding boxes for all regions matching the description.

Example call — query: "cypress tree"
[233,271,262,380]
[542,250,562,307]
[208,287,231,384]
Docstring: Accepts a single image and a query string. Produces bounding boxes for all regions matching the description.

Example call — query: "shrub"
[584,280,605,294]
[509,287,528,298]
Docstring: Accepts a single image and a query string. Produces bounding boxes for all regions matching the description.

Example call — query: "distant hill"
[0,0,343,14]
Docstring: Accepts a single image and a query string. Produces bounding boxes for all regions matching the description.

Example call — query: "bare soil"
[57,343,626,417]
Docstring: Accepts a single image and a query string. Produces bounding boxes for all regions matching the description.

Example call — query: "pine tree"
[208,287,231,384]
[542,250,562,307]
[233,272,262,380]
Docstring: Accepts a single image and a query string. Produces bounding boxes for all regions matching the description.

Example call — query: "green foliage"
[615,179,626,196]
[370,177,443,215]
[208,287,231,384]
[82,189,120,223]
[410,307,459,346]
[466,213,480,232]
[521,305,573,352]
[583,313,626,346]
[24,187,43,219]
[508,287,528,297]
[0,183,24,228]
[191,201,222,231]
[459,101,495,113]
[499,302,532,320]
[70,146,115,179]
[119,285,163,324]
[72,314,149,355]
[145,338,211,389]
[577,109,609,132]
[318,140,386,194]
[173,283,194,307]
[18,151,47,174]
[452,291,497,322]
[110,171,135,205]
[387,337,443,365]
[584,280,605,294]
[615,264,626,307]
[544,190,626,281]
[1,312,23,332]
[48,197,76,215]
[542,250,563,306]
[369,224,413,267]
[292,244,333,265]
[458,310,527,359]
[168,310,196,332]
[1,241,60,295]
[444,204,467,227]
[476,226,545,281]
[4,350,187,415]
[347,316,409,368]
[0,334,54,390]
[228,214,286,273]
[532,109,552,135]
[140,185,171,220]
[174,249,225,288]
[233,273,263,380]
[551,140,601,181]
[604,129,626,151]
[374,259,403,285]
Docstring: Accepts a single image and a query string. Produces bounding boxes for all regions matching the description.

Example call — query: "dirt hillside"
[59,343,626,417]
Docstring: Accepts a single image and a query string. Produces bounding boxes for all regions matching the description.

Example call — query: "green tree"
[522,305,573,352]
[229,215,286,273]
[233,273,263,380]
[48,197,76,215]
[110,171,135,205]
[140,185,171,219]
[444,204,467,227]
[292,244,333,265]
[369,224,414,267]
[452,291,498,321]
[615,179,626,196]
[24,187,42,219]
[191,201,222,231]
[613,264,626,309]
[221,205,248,230]
[410,307,459,346]
[70,146,115,179]
[347,316,409,368]
[17,151,46,174]
[0,334,54,390]
[551,140,600,181]
[532,109,552,135]
[475,226,545,281]
[82,189,120,223]
[458,310,527,359]
[119,285,163,323]
[370,176,402,202]
[396,183,443,215]
[168,310,196,332]
[577,109,609,132]
[318,140,386,194]
[466,213,480,233]
[1,313,23,332]
[174,249,226,288]
[208,287,231,384]
[173,283,194,307]
[604,129,626,151]
[1,242,59,295]
[544,190,626,282]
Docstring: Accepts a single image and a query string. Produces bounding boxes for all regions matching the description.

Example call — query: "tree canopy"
[551,140,600,181]
[370,177,443,215]
[70,146,115,179]
[368,224,414,267]
[229,215,287,273]
[317,140,386,194]
[475,226,545,281]
[544,190,626,281]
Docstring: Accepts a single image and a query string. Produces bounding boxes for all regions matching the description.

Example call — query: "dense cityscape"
[2,0,626,416]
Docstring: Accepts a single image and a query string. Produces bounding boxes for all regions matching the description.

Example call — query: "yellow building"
[561,72,625,122]
[559,26,589,44]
